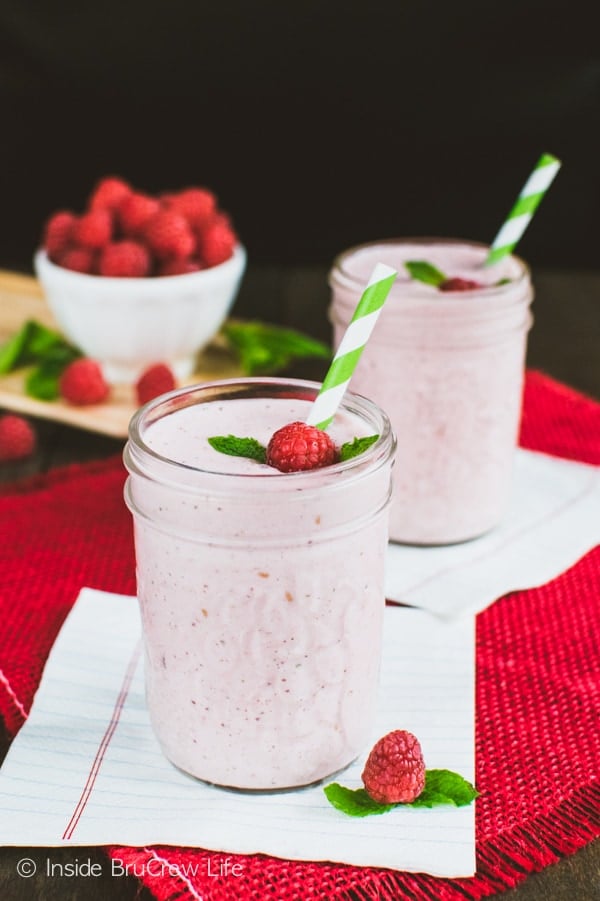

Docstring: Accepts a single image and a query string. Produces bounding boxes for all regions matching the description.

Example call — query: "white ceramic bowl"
[34,245,246,384]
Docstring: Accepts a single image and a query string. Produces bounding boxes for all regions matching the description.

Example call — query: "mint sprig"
[324,769,478,818]
[339,434,379,461]
[0,320,77,373]
[208,435,267,463]
[0,320,81,399]
[221,320,330,376]
[405,261,447,287]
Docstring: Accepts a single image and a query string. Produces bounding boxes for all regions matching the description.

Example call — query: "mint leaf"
[0,319,81,381]
[408,770,479,808]
[25,361,63,401]
[323,784,395,817]
[222,320,330,376]
[27,321,70,358]
[405,261,447,287]
[0,321,35,374]
[208,435,267,464]
[25,344,81,401]
[339,434,379,462]
[0,318,82,400]
[0,318,94,402]
[494,277,511,286]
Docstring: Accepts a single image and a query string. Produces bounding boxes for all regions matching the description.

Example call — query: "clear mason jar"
[329,239,534,545]
[123,377,395,790]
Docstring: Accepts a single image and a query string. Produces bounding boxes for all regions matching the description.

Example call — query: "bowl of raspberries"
[34,176,246,384]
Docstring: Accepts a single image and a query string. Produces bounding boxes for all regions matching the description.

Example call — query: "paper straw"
[485,153,562,265]
[306,262,397,430]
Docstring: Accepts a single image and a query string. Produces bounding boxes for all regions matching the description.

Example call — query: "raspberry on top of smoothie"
[266,421,337,472]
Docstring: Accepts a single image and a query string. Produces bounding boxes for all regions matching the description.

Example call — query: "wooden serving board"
[0,269,242,439]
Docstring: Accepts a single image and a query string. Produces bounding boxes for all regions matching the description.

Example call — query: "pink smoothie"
[330,240,533,544]
[124,381,394,789]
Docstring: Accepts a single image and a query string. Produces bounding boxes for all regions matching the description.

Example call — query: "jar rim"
[125,376,395,487]
[331,236,531,297]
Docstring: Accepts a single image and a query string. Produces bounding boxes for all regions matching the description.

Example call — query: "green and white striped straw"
[485,153,562,265]
[306,262,397,430]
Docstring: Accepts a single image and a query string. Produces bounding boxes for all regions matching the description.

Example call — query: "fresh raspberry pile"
[361,729,426,804]
[41,177,238,277]
[59,359,110,406]
[0,414,36,462]
[266,421,337,473]
[439,277,483,292]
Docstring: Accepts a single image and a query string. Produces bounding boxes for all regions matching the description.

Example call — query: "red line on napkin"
[62,640,142,840]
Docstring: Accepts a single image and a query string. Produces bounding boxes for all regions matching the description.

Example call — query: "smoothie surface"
[143,396,372,473]
[338,241,522,294]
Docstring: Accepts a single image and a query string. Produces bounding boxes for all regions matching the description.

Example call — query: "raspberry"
[144,210,195,260]
[58,247,97,274]
[193,211,232,242]
[0,414,36,462]
[439,277,483,292]
[362,730,426,804]
[59,359,110,406]
[198,220,237,267]
[72,209,113,250]
[119,192,161,237]
[43,210,76,260]
[157,259,203,276]
[99,240,151,277]
[135,363,177,405]
[266,421,337,473]
[210,211,233,230]
[89,176,131,212]
[164,188,216,228]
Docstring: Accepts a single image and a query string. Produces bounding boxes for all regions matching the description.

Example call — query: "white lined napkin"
[386,448,600,618]
[0,588,475,877]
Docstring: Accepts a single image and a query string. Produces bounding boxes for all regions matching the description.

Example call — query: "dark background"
[0,0,599,273]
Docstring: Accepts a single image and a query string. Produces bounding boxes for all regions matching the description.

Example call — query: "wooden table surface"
[1,264,599,900]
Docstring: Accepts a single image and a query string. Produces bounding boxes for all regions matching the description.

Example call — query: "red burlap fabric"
[1,369,599,900]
